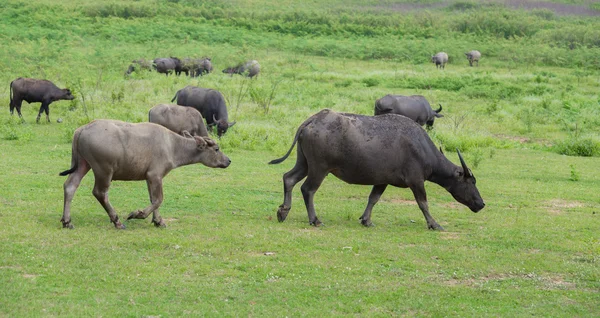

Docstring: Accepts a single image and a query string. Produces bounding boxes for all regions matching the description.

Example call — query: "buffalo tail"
[171,90,179,103]
[268,117,313,164]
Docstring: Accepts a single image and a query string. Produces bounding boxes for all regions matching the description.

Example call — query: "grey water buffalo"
[171,85,235,137]
[375,94,443,129]
[149,103,209,137]
[222,60,260,78]
[181,57,213,77]
[431,52,448,69]
[153,57,182,75]
[269,109,484,229]
[59,119,230,229]
[125,58,152,75]
[465,50,481,67]
[9,77,75,123]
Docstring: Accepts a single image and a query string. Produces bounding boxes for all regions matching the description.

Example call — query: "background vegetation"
[0,0,598,316]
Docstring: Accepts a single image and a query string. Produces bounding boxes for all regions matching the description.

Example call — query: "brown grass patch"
[544,199,584,214]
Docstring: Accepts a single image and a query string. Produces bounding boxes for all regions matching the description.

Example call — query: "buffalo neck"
[427,154,459,188]
[171,135,202,168]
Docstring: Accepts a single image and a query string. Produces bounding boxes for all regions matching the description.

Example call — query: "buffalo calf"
[60,120,230,229]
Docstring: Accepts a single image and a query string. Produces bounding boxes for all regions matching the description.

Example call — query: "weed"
[569,164,580,181]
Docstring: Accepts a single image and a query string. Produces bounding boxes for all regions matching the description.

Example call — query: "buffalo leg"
[61,160,91,229]
[92,172,125,229]
[359,184,388,227]
[301,169,328,226]
[13,100,23,119]
[126,176,165,227]
[410,184,443,230]
[277,150,308,222]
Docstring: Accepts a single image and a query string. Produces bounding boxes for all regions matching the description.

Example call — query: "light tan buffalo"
[465,50,481,67]
[431,52,449,69]
[59,119,231,229]
[149,103,209,137]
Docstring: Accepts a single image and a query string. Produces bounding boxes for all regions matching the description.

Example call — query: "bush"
[553,137,599,157]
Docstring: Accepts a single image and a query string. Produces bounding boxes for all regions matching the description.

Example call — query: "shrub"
[553,137,599,157]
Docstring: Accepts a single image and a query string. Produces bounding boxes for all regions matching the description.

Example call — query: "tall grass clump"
[553,137,600,157]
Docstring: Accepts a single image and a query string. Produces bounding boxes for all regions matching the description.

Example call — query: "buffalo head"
[212,114,236,137]
[446,150,485,213]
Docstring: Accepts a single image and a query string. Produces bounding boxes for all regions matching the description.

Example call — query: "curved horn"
[213,114,218,124]
[436,104,442,113]
[457,149,473,178]
[228,121,236,128]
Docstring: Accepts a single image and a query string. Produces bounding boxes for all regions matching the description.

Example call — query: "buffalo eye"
[215,147,220,152]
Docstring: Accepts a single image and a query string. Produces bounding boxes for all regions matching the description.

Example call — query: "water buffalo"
[171,85,235,137]
[181,57,213,77]
[125,58,152,75]
[269,109,484,229]
[431,52,448,69]
[375,94,443,129]
[465,50,481,67]
[149,103,209,137]
[9,77,75,123]
[222,60,260,78]
[153,57,182,76]
[59,119,230,229]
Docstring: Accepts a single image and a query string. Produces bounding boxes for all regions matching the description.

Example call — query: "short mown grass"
[0,0,599,316]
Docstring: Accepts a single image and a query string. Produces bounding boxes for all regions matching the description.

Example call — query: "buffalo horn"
[436,104,443,113]
[457,149,473,178]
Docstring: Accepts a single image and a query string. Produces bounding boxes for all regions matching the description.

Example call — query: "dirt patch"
[544,199,584,214]
[440,232,461,240]
[442,272,577,290]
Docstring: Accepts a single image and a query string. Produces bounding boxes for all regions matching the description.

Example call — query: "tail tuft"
[59,167,76,176]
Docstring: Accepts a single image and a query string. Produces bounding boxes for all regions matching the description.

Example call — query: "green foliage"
[569,164,580,181]
[553,137,600,157]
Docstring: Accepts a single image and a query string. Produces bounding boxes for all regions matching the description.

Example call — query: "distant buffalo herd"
[9,51,485,230]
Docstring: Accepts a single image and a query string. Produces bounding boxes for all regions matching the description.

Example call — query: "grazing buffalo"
[269,109,484,229]
[59,119,230,229]
[222,60,260,78]
[431,52,448,69]
[465,50,481,67]
[181,57,213,77]
[149,103,209,137]
[375,94,443,129]
[153,57,182,75]
[125,58,152,75]
[9,77,74,123]
[171,86,235,137]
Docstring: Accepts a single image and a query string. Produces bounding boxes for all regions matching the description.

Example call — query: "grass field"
[0,0,599,316]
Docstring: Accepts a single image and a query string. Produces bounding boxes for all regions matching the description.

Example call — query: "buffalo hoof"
[152,218,166,228]
[309,219,323,227]
[360,219,374,227]
[428,223,444,231]
[277,205,290,222]
[62,222,74,229]
[114,222,126,230]
[127,210,144,220]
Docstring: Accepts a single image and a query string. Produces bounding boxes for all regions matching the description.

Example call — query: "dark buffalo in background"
[171,85,235,137]
[9,77,75,123]
[222,60,260,78]
[125,58,152,76]
[153,57,182,76]
[375,94,443,129]
[269,109,484,229]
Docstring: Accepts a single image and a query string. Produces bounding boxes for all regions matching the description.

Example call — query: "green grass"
[0,0,599,316]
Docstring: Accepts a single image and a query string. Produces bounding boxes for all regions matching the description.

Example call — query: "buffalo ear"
[457,149,473,178]
[228,121,236,128]
[182,130,193,139]
[203,137,216,147]
[194,136,207,148]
